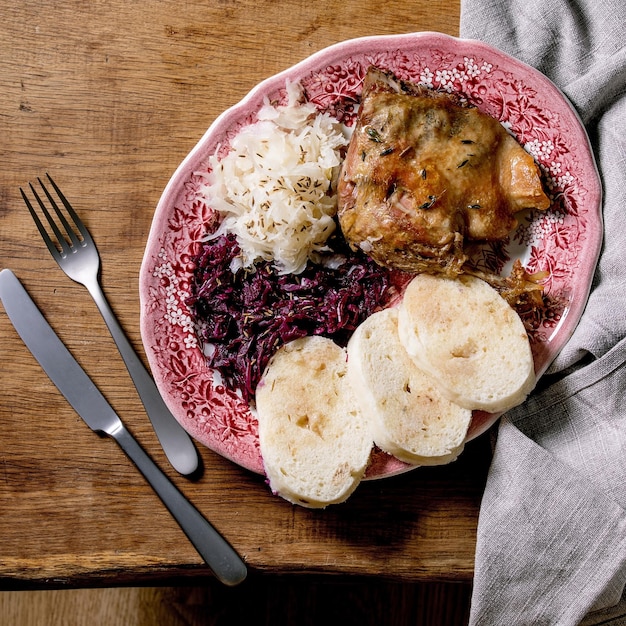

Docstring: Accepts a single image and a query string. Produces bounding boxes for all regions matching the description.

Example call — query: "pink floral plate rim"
[139,32,602,480]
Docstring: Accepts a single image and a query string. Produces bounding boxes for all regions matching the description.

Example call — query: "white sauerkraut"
[198,82,349,275]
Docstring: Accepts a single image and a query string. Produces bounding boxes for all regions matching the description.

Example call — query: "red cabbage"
[187,230,393,402]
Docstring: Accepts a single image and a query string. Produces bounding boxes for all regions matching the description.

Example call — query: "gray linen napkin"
[459,0,626,623]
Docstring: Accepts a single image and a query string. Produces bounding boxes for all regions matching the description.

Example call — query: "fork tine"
[20,185,66,259]
[35,176,84,251]
[28,182,72,251]
[44,174,93,245]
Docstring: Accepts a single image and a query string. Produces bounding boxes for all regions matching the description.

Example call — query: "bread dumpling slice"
[256,336,372,508]
[397,273,535,413]
[347,308,471,465]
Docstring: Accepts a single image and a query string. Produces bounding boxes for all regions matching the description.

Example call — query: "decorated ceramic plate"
[139,32,602,478]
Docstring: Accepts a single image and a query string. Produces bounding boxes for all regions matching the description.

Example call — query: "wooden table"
[0,0,490,592]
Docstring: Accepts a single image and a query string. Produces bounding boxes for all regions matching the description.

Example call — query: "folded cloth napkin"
[459,0,626,623]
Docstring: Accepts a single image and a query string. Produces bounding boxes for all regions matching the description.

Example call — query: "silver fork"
[21,174,199,476]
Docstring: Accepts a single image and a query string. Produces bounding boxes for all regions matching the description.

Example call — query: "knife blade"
[0,268,247,586]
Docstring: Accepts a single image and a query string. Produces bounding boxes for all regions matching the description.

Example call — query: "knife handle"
[110,422,247,586]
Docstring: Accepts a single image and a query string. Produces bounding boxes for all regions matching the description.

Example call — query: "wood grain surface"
[0,0,488,599]
[0,580,473,625]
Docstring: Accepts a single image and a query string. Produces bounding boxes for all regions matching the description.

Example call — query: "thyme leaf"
[366,127,383,143]
[420,195,438,210]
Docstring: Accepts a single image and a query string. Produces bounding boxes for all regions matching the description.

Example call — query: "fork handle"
[85,277,199,476]
[110,421,247,586]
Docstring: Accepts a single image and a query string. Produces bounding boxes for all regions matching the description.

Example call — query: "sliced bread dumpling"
[255,336,372,508]
[347,308,471,465]
[397,273,535,413]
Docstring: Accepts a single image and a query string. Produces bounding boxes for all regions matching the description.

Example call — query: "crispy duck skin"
[337,67,551,279]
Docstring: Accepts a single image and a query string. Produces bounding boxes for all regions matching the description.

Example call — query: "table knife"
[0,268,247,587]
